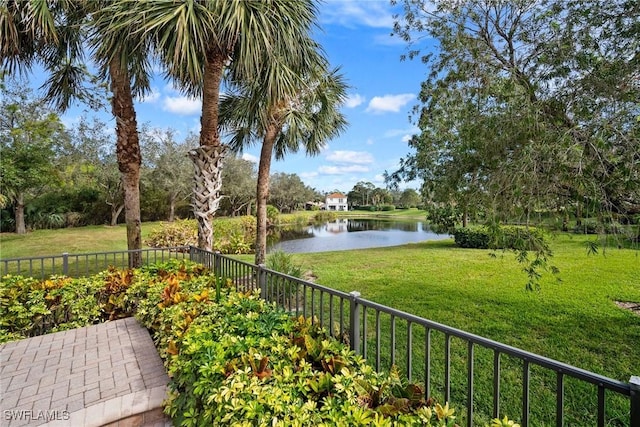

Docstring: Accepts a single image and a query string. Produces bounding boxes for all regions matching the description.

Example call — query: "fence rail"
[0,247,190,278]
[2,246,638,426]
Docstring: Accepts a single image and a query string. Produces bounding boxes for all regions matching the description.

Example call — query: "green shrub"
[267,205,280,225]
[161,292,462,427]
[453,225,547,251]
[380,205,396,211]
[453,226,491,249]
[0,273,122,342]
[313,211,337,223]
[426,205,462,231]
[146,217,256,254]
[145,219,197,248]
[266,250,303,278]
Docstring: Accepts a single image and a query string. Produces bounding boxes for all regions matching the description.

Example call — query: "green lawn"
[0,222,163,258]
[290,235,639,425]
[293,235,640,381]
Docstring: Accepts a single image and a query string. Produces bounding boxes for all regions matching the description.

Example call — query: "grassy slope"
[294,236,640,383]
[0,223,163,258]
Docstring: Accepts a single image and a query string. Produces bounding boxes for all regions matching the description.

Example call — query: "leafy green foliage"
[145,217,257,254]
[148,286,463,426]
[0,82,69,233]
[145,219,198,248]
[266,250,303,278]
[391,0,639,239]
[1,258,521,426]
[0,275,104,342]
[454,226,547,251]
[266,205,280,225]
[313,211,337,223]
[426,205,462,232]
[453,227,491,249]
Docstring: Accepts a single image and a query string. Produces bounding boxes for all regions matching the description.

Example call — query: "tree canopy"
[390,0,639,231]
[0,83,68,233]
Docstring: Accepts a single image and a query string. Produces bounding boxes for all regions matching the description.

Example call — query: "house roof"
[326,192,347,199]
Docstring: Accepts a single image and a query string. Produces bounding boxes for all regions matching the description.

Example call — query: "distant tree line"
[0,88,322,233]
[347,181,422,210]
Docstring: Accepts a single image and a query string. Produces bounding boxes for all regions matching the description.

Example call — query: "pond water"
[268,218,450,254]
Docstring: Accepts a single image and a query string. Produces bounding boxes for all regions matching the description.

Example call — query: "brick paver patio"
[0,318,170,427]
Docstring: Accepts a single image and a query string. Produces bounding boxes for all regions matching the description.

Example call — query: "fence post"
[62,253,69,276]
[214,251,221,277]
[349,291,361,355]
[189,246,195,263]
[258,264,267,300]
[631,376,640,426]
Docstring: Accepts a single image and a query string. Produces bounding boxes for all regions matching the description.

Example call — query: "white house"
[325,192,348,211]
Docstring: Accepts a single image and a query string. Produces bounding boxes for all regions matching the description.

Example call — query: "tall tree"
[2,1,153,266]
[397,188,421,209]
[140,127,195,222]
[115,0,322,251]
[0,84,67,233]
[391,0,640,229]
[221,62,348,264]
[220,155,257,217]
[268,173,315,214]
[348,181,376,206]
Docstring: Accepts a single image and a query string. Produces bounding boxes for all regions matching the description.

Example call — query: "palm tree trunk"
[109,57,142,268]
[191,50,226,250]
[255,124,278,265]
[189,145,225,250]
[14,192,26,234]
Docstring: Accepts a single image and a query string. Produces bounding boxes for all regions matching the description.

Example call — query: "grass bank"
[293,235,639,380]
[291,235,639,425]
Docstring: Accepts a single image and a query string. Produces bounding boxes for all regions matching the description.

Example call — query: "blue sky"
[58,1,433,194]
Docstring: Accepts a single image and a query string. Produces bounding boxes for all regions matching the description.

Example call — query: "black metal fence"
[0,247,190,278]
[2,246,638,426]
[190,247,640,427]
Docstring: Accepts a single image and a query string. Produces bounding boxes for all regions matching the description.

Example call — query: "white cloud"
[300,171,319,179]
[321,1,394,29]
[373,174,386,184]
[326,150,374,165]
[344,93,365,108]
[384,125,420,138]
[318,165,370,175]
[241,153,258,163]
[366,138,374,145]
[366,93,415,114]
[163,96,202,115]
[163,82,180,94]
[137,87,161,104]
[401,134,412,142]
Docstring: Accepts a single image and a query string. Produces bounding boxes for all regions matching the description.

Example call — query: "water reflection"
[268,218,449,254]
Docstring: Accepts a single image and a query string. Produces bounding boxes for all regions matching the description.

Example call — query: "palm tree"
[90,4,153,267]
[220,60,348,264]
[1,1,153,267]
[113,0,321,251]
